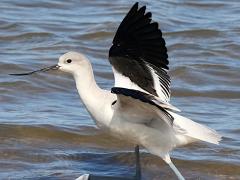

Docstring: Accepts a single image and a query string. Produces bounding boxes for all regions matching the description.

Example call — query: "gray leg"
[135,145,141,180]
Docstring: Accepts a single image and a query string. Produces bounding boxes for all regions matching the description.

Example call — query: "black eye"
[66,59,72,63]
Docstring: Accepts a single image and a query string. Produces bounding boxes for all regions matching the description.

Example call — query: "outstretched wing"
[109,2,170,102]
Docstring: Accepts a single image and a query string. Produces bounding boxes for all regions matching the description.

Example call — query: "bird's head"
[58,51,90,75]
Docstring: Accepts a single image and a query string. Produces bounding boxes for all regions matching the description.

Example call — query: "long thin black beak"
[9,65,60,76]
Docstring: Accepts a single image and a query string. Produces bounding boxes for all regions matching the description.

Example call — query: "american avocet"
[10,2,221,180]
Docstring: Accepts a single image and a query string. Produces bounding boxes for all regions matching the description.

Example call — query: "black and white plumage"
[11,2,222,180]
[109,2,170,103]
[111,87,174,124]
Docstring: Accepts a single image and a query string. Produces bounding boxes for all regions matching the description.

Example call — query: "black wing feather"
[109,2,170,100]
[109,2,168,69]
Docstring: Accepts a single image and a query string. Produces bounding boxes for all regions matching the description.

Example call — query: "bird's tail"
[168,111,222,145]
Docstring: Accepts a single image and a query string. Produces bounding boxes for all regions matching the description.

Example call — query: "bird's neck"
[73,64,110,125]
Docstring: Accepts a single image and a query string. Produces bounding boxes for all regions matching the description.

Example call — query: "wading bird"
[11,2,221,180]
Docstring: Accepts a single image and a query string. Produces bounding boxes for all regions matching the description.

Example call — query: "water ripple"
[1,0,240,179]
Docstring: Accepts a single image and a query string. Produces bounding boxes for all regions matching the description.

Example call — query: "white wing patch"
[113,65,171,103]
[112,67,180,112]
[146,63,171,102]
[112,67,149,93]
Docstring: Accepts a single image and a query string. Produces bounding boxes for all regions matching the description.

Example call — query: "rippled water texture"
[1,0,240,179]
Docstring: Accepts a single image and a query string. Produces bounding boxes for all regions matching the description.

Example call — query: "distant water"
[0,0,240,179]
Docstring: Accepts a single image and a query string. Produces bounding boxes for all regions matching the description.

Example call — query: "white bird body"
[11,2,222,180]
[58,51,221,180]
[67,52,220,152]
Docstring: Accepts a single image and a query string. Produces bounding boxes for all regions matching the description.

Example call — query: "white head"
[57,51,99,105]
[58,51,91,76]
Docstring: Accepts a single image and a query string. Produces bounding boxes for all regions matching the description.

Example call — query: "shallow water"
[0,0,240,179]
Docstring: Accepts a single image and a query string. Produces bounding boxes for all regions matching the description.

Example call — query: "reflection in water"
[0,0,240,179]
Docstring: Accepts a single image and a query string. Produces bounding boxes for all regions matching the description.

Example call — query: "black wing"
[109,2,170,102]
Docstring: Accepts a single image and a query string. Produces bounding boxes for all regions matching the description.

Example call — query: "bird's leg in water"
[135,145,141,180]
